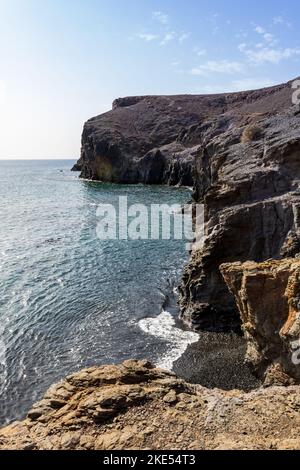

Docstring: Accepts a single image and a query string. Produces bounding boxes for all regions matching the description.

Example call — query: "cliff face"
[1,360,300,450]
[179,104,300,329]
[221,259,300,385]
[75,80,295,186]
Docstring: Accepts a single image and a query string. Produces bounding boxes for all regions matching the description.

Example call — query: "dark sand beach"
[173,330,261,391]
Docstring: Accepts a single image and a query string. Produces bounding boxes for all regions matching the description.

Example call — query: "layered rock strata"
[220,259,300,385]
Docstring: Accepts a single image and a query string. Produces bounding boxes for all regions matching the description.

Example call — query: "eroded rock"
[1,360,300,450]
[73,79,300,331]
[220,259,300,385]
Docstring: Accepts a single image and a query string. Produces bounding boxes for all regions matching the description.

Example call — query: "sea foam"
[138,310,198,370]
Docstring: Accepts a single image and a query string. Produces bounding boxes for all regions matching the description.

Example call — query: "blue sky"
[0,0,299,159]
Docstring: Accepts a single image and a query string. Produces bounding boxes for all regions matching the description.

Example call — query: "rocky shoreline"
[70,77,300,447]
[2,257,299,450]
[1,79,300,449]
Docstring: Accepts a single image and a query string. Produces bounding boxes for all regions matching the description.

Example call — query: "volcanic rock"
[179,104,300,329]
[75,80,296,186]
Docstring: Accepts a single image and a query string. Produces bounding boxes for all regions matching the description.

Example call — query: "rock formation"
[74,80,296,186]
[179,103,300,329]
[23,80,300,450]
[1,360,300,450]
[71,158,83,172]
[73,79,300,331]
[220,259,300,386]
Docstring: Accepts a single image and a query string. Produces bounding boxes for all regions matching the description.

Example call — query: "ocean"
[0,159,197,425]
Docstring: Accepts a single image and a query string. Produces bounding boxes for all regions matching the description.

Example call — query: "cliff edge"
[74,80,296,186]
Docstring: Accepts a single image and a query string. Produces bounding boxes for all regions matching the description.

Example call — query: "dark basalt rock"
[179,105,300,330]
[71,158,83,172]
[75,79,297,186]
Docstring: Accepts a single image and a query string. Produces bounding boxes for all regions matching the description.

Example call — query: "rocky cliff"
[221,259,300,386]
[74,79,300,331]
[179,100,300,330]
[74,80,296,186]
[1,360,300,450]
[2,80,300,449]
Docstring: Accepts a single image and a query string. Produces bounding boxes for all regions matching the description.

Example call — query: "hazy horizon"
[1,0,299,159]
[0,157,77,160]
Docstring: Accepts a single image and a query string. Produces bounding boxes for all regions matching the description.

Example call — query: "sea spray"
[138,310,198,370]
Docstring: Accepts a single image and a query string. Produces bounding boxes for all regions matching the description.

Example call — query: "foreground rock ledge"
[221,259,300,386]
[1,360,300,450]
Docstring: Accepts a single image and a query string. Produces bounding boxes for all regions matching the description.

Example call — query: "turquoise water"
[0,160,192,425]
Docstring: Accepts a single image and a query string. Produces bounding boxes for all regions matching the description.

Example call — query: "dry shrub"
[241,125,263,144]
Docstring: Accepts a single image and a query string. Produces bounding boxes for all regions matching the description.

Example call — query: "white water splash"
[0,326,7,395]
[139,310,198,370]
[21,289,31,308]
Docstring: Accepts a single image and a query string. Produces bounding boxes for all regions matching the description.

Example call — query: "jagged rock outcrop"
[1,360,300,450]
[75,80,296,186]
[220,259,300,386]
[179,103,300,329]
[71,157,83,172]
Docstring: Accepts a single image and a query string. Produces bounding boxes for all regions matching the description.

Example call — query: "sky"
[0,0,299,159]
